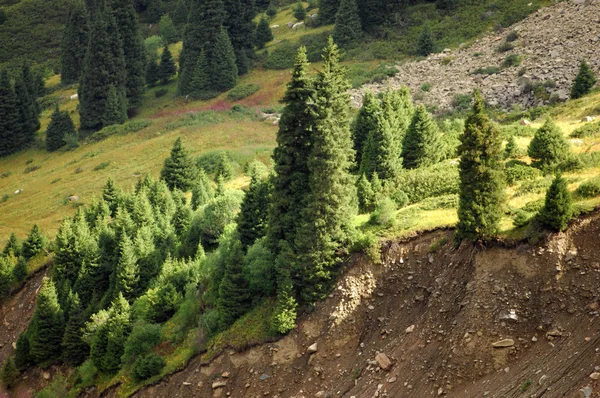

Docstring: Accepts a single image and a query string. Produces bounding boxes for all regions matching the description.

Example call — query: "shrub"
[63,133,80,150]
[472,66,500,75]
[421,83,431,92]
[500,124,535,138]
[516,177,552,196]
[266,4,277,17]
[370,197,397,227]
[24,165,40,174]
[155,88,168,98]
[539,174,572,231]
[451,94,472,112]
[93,162,110,171]
[504,162,541,185]
[496,41,514,52]
[392,190,409,209]
[122,323,161,365]
[133,353,165,381]
[571,59,597,99]
[522,199,544,213]
[502,54,521,68]
[570,121,600,138]
[264,41,298,69]
[512,209,533,228]
[393,163,459,203]
[1,357,18,389]
[244,239,276,297]
[227,84,260,101]
[1,171,11,178]
[506,31,519,42]
[36,374,68,398]
[576,178,600,198]
[90,120,152,142]
[292,3,306,20]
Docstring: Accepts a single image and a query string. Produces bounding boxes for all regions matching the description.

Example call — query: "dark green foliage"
[293,2,306,20]
[370,196,396,227]
[144,0,163,23]
[159,15,179,44]
[115,233,139,301]
[191,169,215,209]
[62,293,89,366]
[22,224,46,259]
[14,333,31,370]
[160,138,198,191]
[29,277,64,365]
[504,162,541,185]
[102,177,122,216]
[570,59,596,99]
[12,256,28,283]
[417,24,434,56]
[264,41,298,70]
[46,106,76,151]
[1,357,18,389]
[173,200,192,238]
[0,257,12,299]
[146,58,160,87]
[223,0,255,75]
[255,16,273,49]
[60,0,89,85]
[504,135,519,159]
[570,121,600,138]
[318,0,339,25]
[217,238,250,329]
[157,45,177,84]
[227,84,260,101]
[540,174,572,231]
[332,0,362,49]
[356,0,387,32]
[0,70,23,157]
[356,173,376,213]
[172,0,188,28]
[237,174,270,249]
[102,85,128,127]
[266,3,277,17]
[3,232,20,257]
[456,91,505,241]
[122,322,161,364]
[198,191,242,247]
[527,119,569,170]
[210,27,238,92]
[187,50,212,99]
[576,178,600,198]
[133,352,164,380]
[402,105,442,169]
[90,294,131,373]
[270,242,297,335]
[353,91,380,169]
[243,239,276,296]
[214,152,235,181]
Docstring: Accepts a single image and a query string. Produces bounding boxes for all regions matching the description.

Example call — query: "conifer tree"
[417,24,434,56]
[29,277,64,364]
[1,357,18,389]
[14,73,40,148]
[92,293,131,373]
[22,224,46,259]
[172,0,188,29]
[215,151,235,181]
[210,27,238,92]
[0,70,23,157]
[215,173,226,197]
[12,256,28,283]
[188,50,210,99]
[172,201,192,238]
[61,0,89,85]
[504,135,518,159]
[62,293,89,366]
[160,138,198,191]
[353,91,380,168]
[191,169,215,209]
[145,0,162,23]
[103,177,122,216]
[237,174,270,249]
[402,104,442,169]
[159,15,179,44]
[102,85,128,127]
[360,108,401,181]
[382,86,413,136]
[570,59,596,99]
[318,0,339,25]
[0,257,12,299]
[115,232,139,301]
[217,239,250,329]
[356,0,387,32]
[3,233,20,257]
[267,46,315,253]
[255,16,274,49]
[46,105,76,151]
[296,38,356,302]
[456,91,504,241]
[356,173,376,213]
[540,174,572,231]
[332,0,362,49]
[146,58,160,87]
[223,0,255,75]
[157,45,177,84]
[270,242,297,334]
[14,333,32,370]
[528,118,569,170]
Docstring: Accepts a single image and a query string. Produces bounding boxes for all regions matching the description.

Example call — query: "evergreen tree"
[217,239,250,329]
[29,277,64,364]
[540,174,572,231]
[356,0,387,32]
[353,91,380,169]
[146,58,160,87]
[210,27,238,92]
[14,333,31,370]
[417,24,434,56]
[3,233,20,257]
[159,15,179,44]
[360,108,401,180]
[1,357,18,389]
[504,135,518,159]
[237,174,270,249]
[293,2,306,20]
[22,224,46,259]
[145,0,162,23]
[160,138,198,191]
[102,85,128,127]
[157,45,177,84]
[191,169,215,209]
[172,0,188,29]
[356,173,376,213]
[527,118,570,170]
[0,257,12,299]
[382,86,414,136]
[14,72,40,148]
[318,0,339,25]
[0,70,23,157]
[103,177,122,216]
[61,0,89,85]
[254,16,274,49]
[12,256,28,283]
[267,46,315,253]
[332,0,362,49]
[93,293,131,373]
[79,7,127,130]
[46,105,76,151]
[296,38,356,302]
[172,201,192,238]
[270,242,297,334]
[62,293,89,366]
[223,0,255,75]
[187,50,211,99]
[215,151,235,181]
[456,91,505,241]
[570,59,596,99]
[115,232,139,301]
[109,0,146,108]
[402,104,442,169]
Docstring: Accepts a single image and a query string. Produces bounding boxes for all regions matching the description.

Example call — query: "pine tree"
[353,91,380,168]
[188,50,211,99]
[46,105,76,151]
[157,45,177,84]
[270,242,297,334]
[237,174,270,249]
[570,59,597,99]
[14,333,31,370]
[14,72,40,148]
[292,2,306,20]
[115,232,139,301]
[102,85,128,127]
[29,277,64,365]
[504,135,518,159]
[296,38,356,302]
[160,138,198,191]
[540,174,572,231]
[145,0,162,23]
[402,104,442,169]
[3,233,20,257]
[215,151,235,181]
[267,46,315,253]
[527,118,570,170]
[172,201,192,238]
[172,0,188,29]
[223,0,255,75]
[61,0,89,85]
[191,169,215,209]
[62,293,89,366]
[210,27,238,92]
[12,256,28,283]
[22,224,46,259]
[215,173,226,196]
[0,257,12,299]
[109,0,146,108]
[356,173,376,213]
[93,293,131,373]
[103,177,122,216]
[417,24,434,56]
[332,0,362,49]
[1,357,18,389]
[456,91,505,241]
[217,239,250,329]
[318,0,339,25]
[146,58,160,87]
[78,7,127,130]
[382,86,414,136]
[0,70,23,157]
[159,15,179,44]
[255,16,274,49]
[356,0,387,32]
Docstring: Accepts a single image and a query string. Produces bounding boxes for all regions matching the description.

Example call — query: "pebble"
[307,343,318,353]
[388,376,397,383]
[589,372,600,380]
[492,338,515,348]
[406,325,415,333]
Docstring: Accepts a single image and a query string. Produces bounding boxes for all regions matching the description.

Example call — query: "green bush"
[292,2,306,20]
[243,239,276,297]
[472,66,500,75]
[576,178,600,198]
[502,54,521,68]
[370,197,397,227]
[24,165,40,173]
[36,374,68,398]
[122,323,161,365]
[500,124,535,138]
[133,353,165,381]
[504,162,541,185]
[393,163,459,203]
[421,82,431,92]
[505,31,519,42]
[512,209,533,228]
[522,199,544,213]
[451,93,472,112]
[93,162,110,171]
[264,41,298,70]
[570,121,600,138]
[227,84,260,101]
[515,177,552,196]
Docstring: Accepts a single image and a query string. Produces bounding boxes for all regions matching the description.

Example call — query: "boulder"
[492,339,515,348]
[307,342,318,353]
[271,24,280,29]
[68,195,80,202]
[286,21,294,28]
[375,352,392,370]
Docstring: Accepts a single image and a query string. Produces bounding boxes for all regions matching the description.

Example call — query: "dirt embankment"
[126,211,600,398]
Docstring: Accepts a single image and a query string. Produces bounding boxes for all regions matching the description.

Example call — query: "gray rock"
[308,342,318,353]
[259,373,270,381]
[492,339,515,348]
[580,386,593,398]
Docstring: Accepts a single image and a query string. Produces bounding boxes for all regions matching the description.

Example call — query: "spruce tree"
[0,70,22,157]
[12,256,28,283]
[504,135,518,159]
[29,277,64,365]
[103,177,122,216]
[3,233,20,257]
[527,118,569,170]
[417,24,434,56]
[382,86,414,136]
[102,85,128,127]
[353,91,380,169]
[267,46,315,253]
[22,224,46,259]
[191,169,215,209]
[356,0,387,32]
[215,151,235,181]
[540,174,572,231]
[160,138,198,191]
[255,16,274,49]
[456,91,505,241]
[402,104,442,169]
[1,357,18,389]
[217,239,250,329]
[296,38,356,302]
[0,257,12,299]
[61,0,89,85]
[46,105,76,151]
[159,15,179,44]
[360,104,402,181]
[318,0,339,25]
[62,293,90,366]
[210,27,238,92]
[157,45,177,84]
[356,173,376,213]
[237,174,270,249]
[332,0,362,49]
[172,0,188,29]
[14,333,32,370]
[270,242,297,334]
[570,59,596,99]
[145,0,163,23]
[223,0,255,75]
[146,58,160,87]
[14,72,40,148]
[115,232,139,301]
[188,50,211,99]
[172,200,192,238]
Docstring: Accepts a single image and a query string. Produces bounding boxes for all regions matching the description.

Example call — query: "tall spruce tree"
[318,0,339,25]
[527,118,569,170]
[1,357,18,389]
[160,138,198,191]
[29,277,64,364]
[12,256,28,284]
[456,91,504,241]
[223,0,255,75]
[237,174,270,249]
[146,57,160,87]
[61,0,89,85]
[332,0,362,49]
[353,91,380,168]
[270,242,297,334]
[402,104,442,169]
[191,169,215,209]
[217,239,250,329]
[0,70,23,157]
[15,72,40,149]
[102,85,128,127]
[62,292,90,366]
[3,233,20,257]
[540,174,572,231]
[172,0,188,29]
[46,105,76,151]
[188,50,211,99]
[22,224,46,259]
[356,0,387,32]
[210,27,238,92]
[296,38,356,302]
[417,24,434,56]
[115,232,139,301]
[570,59,596,99]
[255,16,274,49]
[267,46,315,254]
[157,45,177,84]
[14,333,32,370]
[0,257,12,299]
[159,14,179,44]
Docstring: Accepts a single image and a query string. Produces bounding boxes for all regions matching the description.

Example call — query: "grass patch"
[227,84,260,101]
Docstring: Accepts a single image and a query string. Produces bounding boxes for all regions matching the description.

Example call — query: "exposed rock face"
[352,0,600,111]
